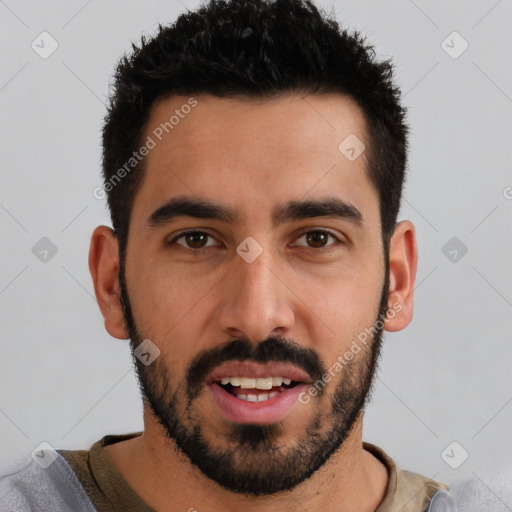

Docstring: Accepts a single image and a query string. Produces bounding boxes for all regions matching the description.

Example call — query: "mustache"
[186,337,327,400]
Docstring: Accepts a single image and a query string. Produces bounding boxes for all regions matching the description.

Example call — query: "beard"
[118,258,389,496]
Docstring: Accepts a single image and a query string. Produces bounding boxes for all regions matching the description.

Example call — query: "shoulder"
[0,451,96,512]
[363,442,456,512]
[396,468,456,511]
[398,467,449,494]
[398,469,457,511]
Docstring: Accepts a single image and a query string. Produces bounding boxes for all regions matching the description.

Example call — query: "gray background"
[0,0,511,500]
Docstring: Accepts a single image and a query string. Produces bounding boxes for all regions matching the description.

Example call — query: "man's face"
[119,93,388,495]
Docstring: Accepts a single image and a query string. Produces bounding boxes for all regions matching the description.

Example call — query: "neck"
[104,408,388,512]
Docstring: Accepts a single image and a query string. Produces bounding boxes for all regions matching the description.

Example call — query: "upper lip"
[206,361,312,385]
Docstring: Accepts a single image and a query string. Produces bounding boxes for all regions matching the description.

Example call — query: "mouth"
[215,376,300,402]
[205,362,311,425]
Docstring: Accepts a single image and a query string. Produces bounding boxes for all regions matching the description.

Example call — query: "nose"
[216,245,295,344]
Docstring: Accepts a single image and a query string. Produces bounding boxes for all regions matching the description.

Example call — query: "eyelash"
[168,228,344,255]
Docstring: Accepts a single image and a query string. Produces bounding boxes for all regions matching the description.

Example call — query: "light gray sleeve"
[0,453,97,512]
[426,490,457,511]
[449,470,512,512]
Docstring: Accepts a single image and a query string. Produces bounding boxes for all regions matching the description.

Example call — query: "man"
[0,0,457,510]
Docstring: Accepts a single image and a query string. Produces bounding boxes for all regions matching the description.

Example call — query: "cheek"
[307,264,382,320]
[127,262,224,363]
[132,260,218,317]
[302,269,383,361]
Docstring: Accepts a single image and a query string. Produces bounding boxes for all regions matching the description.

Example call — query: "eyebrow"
[146,195,364,230]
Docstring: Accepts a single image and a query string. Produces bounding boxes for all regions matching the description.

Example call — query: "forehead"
[131,92,379,231]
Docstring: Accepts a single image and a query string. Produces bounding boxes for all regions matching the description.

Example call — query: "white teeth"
[255,377,273,390]
[239,377,256,389]
[236,393,273,402]
[219,376,294,389]
[272,377,283,387]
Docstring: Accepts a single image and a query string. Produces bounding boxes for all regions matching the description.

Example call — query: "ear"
[88,225,129,340]
[384,220,418,332]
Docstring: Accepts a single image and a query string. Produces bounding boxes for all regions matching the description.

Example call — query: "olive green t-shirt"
[57,431,452,512]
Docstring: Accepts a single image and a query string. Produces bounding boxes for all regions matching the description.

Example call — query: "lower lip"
[207,383,307,425]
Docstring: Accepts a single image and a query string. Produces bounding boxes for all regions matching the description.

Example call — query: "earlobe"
[383,220,418,332]
[88,225,129,340]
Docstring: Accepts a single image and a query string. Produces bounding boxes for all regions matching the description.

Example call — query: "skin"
[89,92,417,512]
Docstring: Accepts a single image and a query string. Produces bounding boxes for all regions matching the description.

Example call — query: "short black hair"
[101,0,408,264]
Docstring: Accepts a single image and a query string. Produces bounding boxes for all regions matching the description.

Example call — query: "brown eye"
[171,231,216,251]
[306,231,329,248]
[183,232,209,249]
[294,229,340,250]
